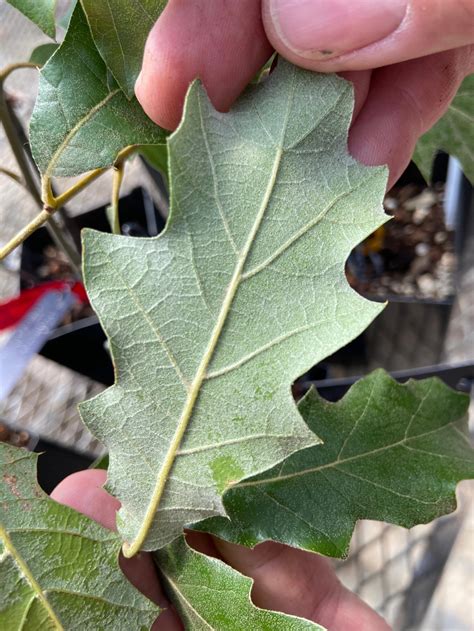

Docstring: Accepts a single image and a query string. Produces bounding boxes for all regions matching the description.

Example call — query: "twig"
[0,87,42,207]
[0,62,39,83]
[0,166,25,188]
[0,86,81,273]
[0,146,138,262]
[110,162,126,234]
[45,216,82,277]
[0,207,56,260]
[45,167,108,208]
[43,145,136,209]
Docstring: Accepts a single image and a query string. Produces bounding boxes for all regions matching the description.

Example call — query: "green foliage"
[414,74,474,184]
[139,144,169,185]
[80,60,388,554]
[81,0,168,98]
[29,43,59,67]
[155,537,323,630]
[0,443,159,630]
[198,371,473,556]
[2,4,474,628]
[6,0,56,39]
[29,4,166,178]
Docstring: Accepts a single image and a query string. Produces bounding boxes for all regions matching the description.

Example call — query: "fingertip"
[135,0,272,130]
[51,468,119,532]
[135,23,191,130]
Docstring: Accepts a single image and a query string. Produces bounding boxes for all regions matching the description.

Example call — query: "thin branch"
[0,166,25,187]
[46,216,82,277]
[110,162,126,235]
[0,147,139,262]
[0,86,80,272]
[0,87,42,207]
[0,62,39,83]
[45,167,108,208]
[0,208,56,260]
[44,145,137,209]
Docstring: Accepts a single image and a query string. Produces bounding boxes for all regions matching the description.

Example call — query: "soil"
[347,184,456,301]
[0,421,31,448]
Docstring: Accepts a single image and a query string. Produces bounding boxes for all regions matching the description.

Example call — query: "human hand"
[135,0,474,188]
[52,469,390,630]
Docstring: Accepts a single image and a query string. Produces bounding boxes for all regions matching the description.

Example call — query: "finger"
[339,69,372,121]
[51,469,119,529]
[214,539,390,630]
[263,0,474,72]
[136,0,272,129]
[51,470,181,630]
[348,46,472,188]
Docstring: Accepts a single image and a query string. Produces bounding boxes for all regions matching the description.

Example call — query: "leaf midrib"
[122,138,284,557]
[0,524,63,629]
[44,87,121,177]
[161,570,215,630]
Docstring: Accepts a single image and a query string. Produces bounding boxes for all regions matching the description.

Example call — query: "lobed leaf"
[29,4,166,178]
[81,0,168,98]
[0,443,159,630]
[6,0,56,39]
[413,74,474,184]
[198,370,474,557]
[155,536,323,630]
[80,59,388,555]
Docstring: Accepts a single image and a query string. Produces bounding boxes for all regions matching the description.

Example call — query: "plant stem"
[45,216,82,277]
[47,167,107,208]
[0,208,56,260]
[0,86,81,274]
[0,62,39,83]
[0,133,138,262]
[0,87,42,207]
[111,162,125,235]
[43,146,136,209]
[0,166,24,187]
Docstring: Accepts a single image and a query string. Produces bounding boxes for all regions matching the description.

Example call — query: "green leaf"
[198,370,473,558]
[57,0,76,30]
[139,144,169,186]
[6,0,56,39]
[90,453,110,470]
[29,43,59,67]
[155,537,323,630]
[29,4,166,178]
[81,0,168,98]
[413,74,474,184]
[0,443,159,630]
[80,59,388,555]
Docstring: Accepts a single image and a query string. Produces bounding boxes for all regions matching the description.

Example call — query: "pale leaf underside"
[81,60,388,553]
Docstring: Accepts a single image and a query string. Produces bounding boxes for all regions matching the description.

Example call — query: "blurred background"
[0,1,473,628]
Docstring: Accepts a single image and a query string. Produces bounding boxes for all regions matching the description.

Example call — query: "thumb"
[263,0,474,71]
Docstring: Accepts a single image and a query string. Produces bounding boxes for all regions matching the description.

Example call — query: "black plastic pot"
[303,360,474,402]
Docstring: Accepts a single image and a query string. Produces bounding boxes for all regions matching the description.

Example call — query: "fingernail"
[269,0,407,59]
